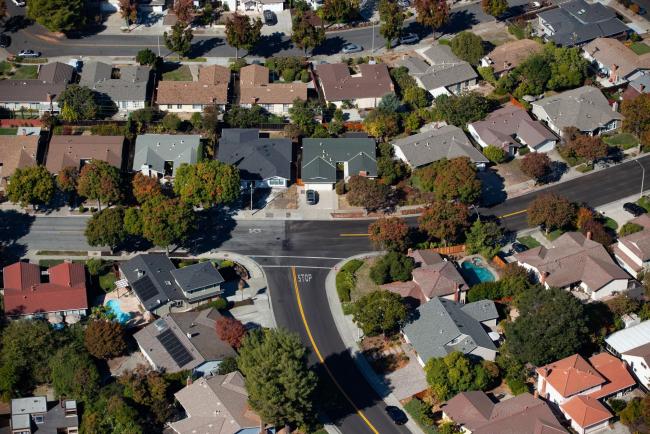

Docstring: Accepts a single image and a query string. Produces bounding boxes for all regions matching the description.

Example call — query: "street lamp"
[635,159,646,199]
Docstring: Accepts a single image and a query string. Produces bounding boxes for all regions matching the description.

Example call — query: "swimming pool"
[106,299,132,324]
[460,258,496,286]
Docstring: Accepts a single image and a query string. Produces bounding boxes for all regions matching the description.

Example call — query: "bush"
[478,66,497,85]
[518,146,530,156]
[86,258,104,276]
[483,145,507,163]
[403,399,437,434]
[218,356,238,375]
[162,113,182,131]
[336,270,354,302]
[341,259,364,274]
[229,58,247,71]
[335,180,346,195]
[620,222,643,236]
[204,297,228,310]
[609,398,627,413]
[507,377,528,395]
[300,69,310,82]
[369,252,414,284]
[282,68,296,82]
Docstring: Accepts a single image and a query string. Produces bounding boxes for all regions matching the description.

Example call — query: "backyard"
[0,61,39,80]
[161,64,193,81]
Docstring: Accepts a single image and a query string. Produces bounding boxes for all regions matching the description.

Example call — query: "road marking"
[290,267,380,434]
[339,233,370,237]
[262,265,332,269]
[250,255,345,260]
[498,209,527,219]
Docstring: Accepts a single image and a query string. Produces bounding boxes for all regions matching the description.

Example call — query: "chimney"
[454,283,460,302]
[407,248,413,255]
[186,375,193,386]
[586,231,592,240]
[540,271,548,285]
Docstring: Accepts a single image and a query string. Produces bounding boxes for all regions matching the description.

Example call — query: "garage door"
[304,183,333,191]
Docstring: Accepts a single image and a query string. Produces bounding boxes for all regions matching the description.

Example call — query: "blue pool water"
[460,259,496,286]
[106,299,132,324]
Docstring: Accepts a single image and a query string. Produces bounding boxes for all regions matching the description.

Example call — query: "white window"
[34,415,44,424]
[268,178,284,186]
[177,104,182,109]
[192,104,202,110]
[167,105,173,109]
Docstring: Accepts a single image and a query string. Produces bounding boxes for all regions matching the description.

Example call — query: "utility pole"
[372,19,375,52]
[250,181,254,210]
[157,35,161,57]
[636,159,646,198]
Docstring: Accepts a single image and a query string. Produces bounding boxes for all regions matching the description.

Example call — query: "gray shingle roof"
[132,134,200,176]
[392,125,488,168]
[400,46,478,92]
[171,262,224,292]
[80,61,151,103]
[218,129,292,182]
[301,137,376,184]
[0,62,73,103]
[403,298,498,362]
[120,253,182,311]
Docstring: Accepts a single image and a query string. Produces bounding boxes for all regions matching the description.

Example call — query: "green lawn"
[0,61,11,76]
[630,42,650,55]
[11,65,38,80]
[0,128,18,135]
[99,271,117,292]
[576,163,594,173]
[603,133,639,150]
[546,229,564,241]
[517,235,541,249]
[637,196,650,212]
[603,216,619,231]
[161,65,192,81]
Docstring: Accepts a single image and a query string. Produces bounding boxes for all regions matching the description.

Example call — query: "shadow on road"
[0,209,34,266]
[249,32,293,57]
[1,15,35,33]
[444,9,480,33]
[190,36,225,57]
[187,208,238,254]
[479,169,507,207]
[314,35,347,56]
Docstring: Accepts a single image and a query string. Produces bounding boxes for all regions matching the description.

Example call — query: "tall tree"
[164,22,194,59]
[379,0,405,48]
[84,319,127,360]
[563,135,609,164]
[414,0,449,36]
[622,93,650,139]
[119,366,173,424]
[85,207,127,250]
[49,346,100,402]
[132,172,162,204]
[6,166,55,208]
[527,193,576,232]
[433,92,492,126]
[432,157,482,204]
[320,0,358,23]
[77,160,122,211]
[418,200,469,244]
[368,217,410,252]
[425,352,498,401]
[173,0,194,24]
[481,0,508,18]
[118,0,138,25]
[450,31,485,65]
[140,196,195,252]
[346,176,392,211]
[520,152,551,183]
[352,290,407,336]
[465,220,503,259]
[216,316,246,349]
[291,10,325,56]
[58,85,100,121]
[288,98,317,136]
[237,329,317,427]
[225,14,262,59]
[27,0,84,32]
[173,160,240,207]
[363,109,400,140]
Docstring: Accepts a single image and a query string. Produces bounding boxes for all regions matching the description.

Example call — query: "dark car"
[306,189,318,205]
[385,406,408,425]
[263,10,276,25]
[0,34,10,48]
[511,242,528,254]
[624,202,647,216]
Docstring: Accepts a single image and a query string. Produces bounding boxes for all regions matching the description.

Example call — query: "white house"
[613,214,650,275]
[606,320,650,390]
[229,0,284,12]
[80,62,151,114]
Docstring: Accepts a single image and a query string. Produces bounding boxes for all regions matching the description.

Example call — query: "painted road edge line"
[498,209,527,219]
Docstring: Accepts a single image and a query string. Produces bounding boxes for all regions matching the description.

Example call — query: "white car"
[341,43,363,54]
[19,50,41,58]
[399,33,419,44]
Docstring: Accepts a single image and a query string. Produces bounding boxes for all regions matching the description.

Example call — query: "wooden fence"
[431,245,466,255]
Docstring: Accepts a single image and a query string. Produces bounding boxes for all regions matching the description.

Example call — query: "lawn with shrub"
[336,259,365,303]
[99,271,117,292]
[630,42,650,55]
[12,65,38,80]
[602,216,618,231]
[0,128,18,135]
[162,65,192,81]
[603,133,639,150]
[516,235,541,249]
[545,229,564,241]
[637,196,650,212]
[403,399,438,434]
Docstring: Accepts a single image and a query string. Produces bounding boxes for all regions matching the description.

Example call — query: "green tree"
[162,113,182,131]
[450,32,485,65]
[465,220,503,258]
[84,319,127,360]
[481,0,508,17]
[425,352,498,401]
[81,392,144,434]
[369,217,410,251]
[119,366,173,424]
[433,92,493,126]
[27,0,84,32]
[141,196,196,251]
[363,109,400,140]
[320,0,358,23]
[432,157,482,204]
[403,86,430,109]
[85,207,126,250]
[59,85,100,121]
[379,0,405,48]
[414,0,449,36]
[173,160,241,207]
[164,22,194,59]
[346,175,392,211]
[378,93,401,113]
[377,142,409,185]
[77,160,122,211]
[136,48,158,66]
[225,13,262,58]
[369,251,414,284]
[224,105,269,128]
[418,200,469,244]
[49,346,100,401]
[6,165,55,208]
[124,207,143,236]
[237,329,317,427]
[289,98,317,136]
[352,290,407,336]
[482,145,507,163]
[527,193,576,233]
[291,10,325,56]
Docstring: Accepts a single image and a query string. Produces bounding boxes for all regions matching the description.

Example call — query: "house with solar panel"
[119,254,225,316]
[134,308,236,375]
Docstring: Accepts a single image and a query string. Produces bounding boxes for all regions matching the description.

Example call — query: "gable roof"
[584,38,650,79]
[606,319,650,354]
[120,253,183,311]
[156,65,230,105]
[0,135,39,180]
[560,395,611,428]
[239,64,308,105]
[392,125,488,167]
[80,62,151,103]
[409,249,444,267]
[616,214,650,263]
[301,137,377,183]
[587,352,636,399]
[402,297,498,362]
[483,39,544,75]
[218,128,292,181]
[0,62,74,103]
[537,354,606,397]
[412,261,468,299]
[315,63,394,102]
[46,135,124,173]
[132,134,200,176]
[170,262,224,292]
[400,45,478,91]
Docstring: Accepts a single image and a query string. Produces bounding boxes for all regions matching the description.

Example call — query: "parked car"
[12,0,26,6]
[18,50,41,58]
[263,10,276,25]
[398,0,410,7]
[510,242,528,254]
[385,406,408,425]
[306,189,318,205]
[624,202,647,216]
[341,43,363,54]
[0,34,10,48]
[399,33,419,44]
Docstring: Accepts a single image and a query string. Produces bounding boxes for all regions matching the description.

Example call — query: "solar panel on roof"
[131,275,158,302]
[156,329,194,366]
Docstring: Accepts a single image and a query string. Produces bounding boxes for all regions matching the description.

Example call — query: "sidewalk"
[324,253,427,434]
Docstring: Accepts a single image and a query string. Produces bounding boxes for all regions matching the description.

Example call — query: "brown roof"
[623,341,650,365]
[560,395,611,429]
[443,392,566,434]
[156,65,230,105]
[485,39,543,75]
[381,280,427,305]
[616,214,650,263]
[409,249,443,267]
[315,63,394,102]
[412,262,467,299]
[0,136,39,180]
[584,37,650,79]
[536,354,606,397]
[587,352,636,399]
[46,135,124,173]
[0,62,73,103]
[239,64,308,105]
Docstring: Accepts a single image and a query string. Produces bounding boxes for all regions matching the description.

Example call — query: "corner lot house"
[80,61,151,113]
[403,297,499,365]
[2,261,88,322]
[536,0,629,47]
[613,214,650,275]
[156,65,230,113]
[515,232,630,300]
[391,125,489,169]
[606,320,650,390]
[239,64,308,116]
[45,135,125,174]
[132,134,201,181]
[120,254,224,315]
[531,86,623,137]
[536,353,636,434]
[481,39,544,78]
[301,137,377,190]
[583,38,650,87]
[0,62,74,114]
[0,135,39,191]
[315,63,394,109]
[442,392,566,434]
[11,397,78,434]
[468,105,558,154]
[398,45,478,97]
[218,128,292,189]
[134,308,236,376]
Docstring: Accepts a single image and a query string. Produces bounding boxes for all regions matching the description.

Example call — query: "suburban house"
[605,320,650,390]
[45,135,125,174]
[514,232,630,300]
[156,65,230,113]
[536,0,629,47]
[382,249,469,305]
[623,70,650,100]
[2,261,88,322]
[120,254,224,315]
[301,137,377,190]
[170,371,273,434]
[11,397,79,434]
[0,62,74,114]
[531,86,623,137]
[536,352,636,434]
[442,392,567,434]
[134,308,236,376]
[480,39,544,78]
[228,0,284,12]
[238,64,308,116]
[398,45,478,97]
[132,134,201,181]
[218,128,292,189]
[391,125,489,170]
[613,214,650,275]
[314,63,394,109]
[79,61,151,113]
[468,105,558,154]
[0,135,39,192]
[583,38,650,87]
[402,297,499,365]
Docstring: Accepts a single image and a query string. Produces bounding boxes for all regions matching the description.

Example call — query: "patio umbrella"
[47,312,63,324]
[65,313,81,324]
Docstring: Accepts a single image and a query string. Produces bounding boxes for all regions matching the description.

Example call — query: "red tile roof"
[587,352,636,399]
[560,395,611,429]
[536,354,605,397]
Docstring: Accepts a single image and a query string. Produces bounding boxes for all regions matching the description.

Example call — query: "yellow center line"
[498,209,528,219]
[339,233,370,237]
[290,267,380,434]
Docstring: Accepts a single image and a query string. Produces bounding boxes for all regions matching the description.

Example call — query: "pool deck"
[101,289,145,328]
[458,255,499,283]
